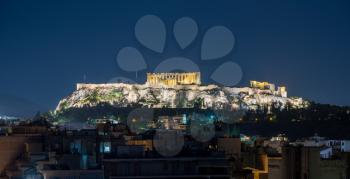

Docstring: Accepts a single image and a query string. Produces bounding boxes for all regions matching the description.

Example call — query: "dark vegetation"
[55,101,350,140]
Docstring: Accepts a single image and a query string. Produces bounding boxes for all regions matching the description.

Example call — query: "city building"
[282,145,347,179]
[217,137,241,158]
[103,157,231,179]
[293,134,350,152]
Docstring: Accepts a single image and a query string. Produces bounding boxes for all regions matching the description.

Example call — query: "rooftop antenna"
[83,74,87,83]
[135,71,138,81]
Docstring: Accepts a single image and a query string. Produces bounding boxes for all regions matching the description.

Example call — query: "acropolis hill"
[76,72,201,90]
[56,72,307,112]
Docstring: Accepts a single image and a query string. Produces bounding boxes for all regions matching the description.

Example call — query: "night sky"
[0,0,350,117]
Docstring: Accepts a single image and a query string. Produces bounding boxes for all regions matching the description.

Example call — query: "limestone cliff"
[55,83,308,113]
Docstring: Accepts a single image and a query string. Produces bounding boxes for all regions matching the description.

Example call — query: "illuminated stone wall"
[250,80,287,97]
[146,72,201,86]
[277,86,287,98]
[76,83,139,90]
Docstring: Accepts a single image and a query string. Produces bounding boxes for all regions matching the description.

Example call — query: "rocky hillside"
[55,83,308,113]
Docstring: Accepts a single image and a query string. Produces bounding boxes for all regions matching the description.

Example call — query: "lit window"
[100,142,111,153]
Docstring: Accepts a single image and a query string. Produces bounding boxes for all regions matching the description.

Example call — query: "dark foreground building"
[2,121,350,179]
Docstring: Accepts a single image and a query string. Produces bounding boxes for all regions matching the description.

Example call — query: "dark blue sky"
[0,0,350,116]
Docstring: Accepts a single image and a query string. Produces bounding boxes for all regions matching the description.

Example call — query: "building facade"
[146,72,201,86]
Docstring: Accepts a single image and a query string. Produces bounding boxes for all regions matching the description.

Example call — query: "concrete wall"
[0,136,28,174]
[268,157,283,179]
[217,138,241,158]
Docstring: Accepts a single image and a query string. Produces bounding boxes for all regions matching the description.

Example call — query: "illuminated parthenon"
[146,72,201,86]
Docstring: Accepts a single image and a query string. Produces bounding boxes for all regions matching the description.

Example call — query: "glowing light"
[100,142,111,153]
[182,114,188,124]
